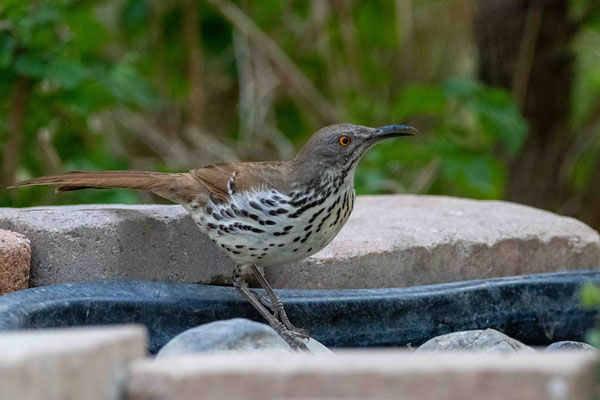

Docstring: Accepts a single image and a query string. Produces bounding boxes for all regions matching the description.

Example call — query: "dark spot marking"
[235,245,244,249]
[309,208,325,223]
[261,198,276,207]
[301,231,312,243]
[249,201,263,211]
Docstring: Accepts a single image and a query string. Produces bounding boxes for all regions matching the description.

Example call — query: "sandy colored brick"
[270,195,600,288]
[0,326,147,400]
[0,229,30,294]
[1,195,598,289]
[127,351,597,400]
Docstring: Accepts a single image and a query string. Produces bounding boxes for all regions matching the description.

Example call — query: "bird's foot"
[248,289,310,342]
[249,289,310,339]
[272,321,309,351]
[279,317,309,339]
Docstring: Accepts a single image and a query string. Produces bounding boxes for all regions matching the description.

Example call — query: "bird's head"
[293,123,417,174]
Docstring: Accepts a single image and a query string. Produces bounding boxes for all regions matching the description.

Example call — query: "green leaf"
[393,84,446,119]
[442,152,505,198]
[13,54,47,78]
[442,77,482,99]
[472,89,528,156]
[45,58,90,89]
[581,283,600,308]
[105,63,157,108]
[121,0,151,34]
[0,33,15,68]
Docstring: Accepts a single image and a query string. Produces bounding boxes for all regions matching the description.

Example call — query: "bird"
[9,123,416,350]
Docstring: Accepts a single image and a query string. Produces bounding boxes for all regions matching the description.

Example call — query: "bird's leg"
[250,265,309,339]
[233,265,308,351]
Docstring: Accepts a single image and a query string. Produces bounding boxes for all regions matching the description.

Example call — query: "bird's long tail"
[7,170,192,203]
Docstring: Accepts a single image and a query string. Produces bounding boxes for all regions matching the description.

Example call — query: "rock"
[0,205,233,287]
[157,319,293,357]
[300,336,333,354]
[157,318,331,357]
[269,195,600,289]
[0,325,147,400]
[416,329,535,353]
[1,195,598,289]
[127,351,597,400]
[0,229,30,294]
[545,341,596,352]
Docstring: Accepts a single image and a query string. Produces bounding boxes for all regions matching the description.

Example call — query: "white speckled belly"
[188,184,355,266]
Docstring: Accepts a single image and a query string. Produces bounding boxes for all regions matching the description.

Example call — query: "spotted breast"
[194,171,355,266]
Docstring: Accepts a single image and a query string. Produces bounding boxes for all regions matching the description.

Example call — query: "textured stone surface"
[269,195,600,289]
[157,319,293,357]
[0,229,30,295]
[545,341,597,352]
[0,204,233,287]
[127,351,597,400]
[417,329,535,353]
[1,195,598,289]
[157,318,331,357]
[0,325,147,400]
[0,271,597,353]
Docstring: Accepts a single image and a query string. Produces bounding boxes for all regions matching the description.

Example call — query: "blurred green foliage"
[0,0,597,213]
[580,283,600,347]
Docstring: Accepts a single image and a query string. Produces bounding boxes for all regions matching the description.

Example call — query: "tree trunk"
[474,0,575,211]
[2,77,31,189]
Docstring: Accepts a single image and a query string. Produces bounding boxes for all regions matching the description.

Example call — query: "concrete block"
[0,229,30,294]
[1,195,598,289]
[0,325,147,400]
[0,204,233,287]
[126,351,597,400]
[270,195,600,288]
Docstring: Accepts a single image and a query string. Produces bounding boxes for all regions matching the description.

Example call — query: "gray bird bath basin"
[0,270,597,353]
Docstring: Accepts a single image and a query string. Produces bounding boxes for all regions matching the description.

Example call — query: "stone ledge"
[1,195,598,289]
[126,351,597,400]
[0,229,30,294]
[0,325,147,400]
[271,195,600,288]
[0,204,234,287]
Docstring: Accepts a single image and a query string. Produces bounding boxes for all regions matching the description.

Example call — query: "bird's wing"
[190,161,290,204]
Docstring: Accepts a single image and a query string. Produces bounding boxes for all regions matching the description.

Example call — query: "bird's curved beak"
[372,125,417,142]
[367,125,417,144]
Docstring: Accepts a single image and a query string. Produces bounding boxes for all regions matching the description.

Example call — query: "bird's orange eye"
[339,136,351,146]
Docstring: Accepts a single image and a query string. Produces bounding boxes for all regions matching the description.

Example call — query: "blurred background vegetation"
[1,0,599,230]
